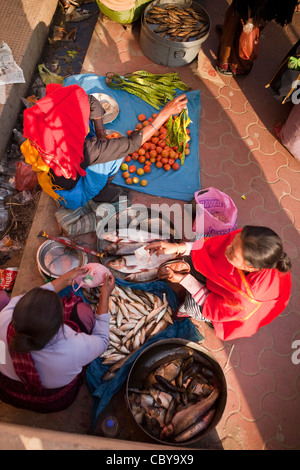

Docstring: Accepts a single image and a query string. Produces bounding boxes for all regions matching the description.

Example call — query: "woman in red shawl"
[148,226,292,341]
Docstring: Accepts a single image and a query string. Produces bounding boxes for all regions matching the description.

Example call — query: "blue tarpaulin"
[85,278,204,431]
[64,73,201,202]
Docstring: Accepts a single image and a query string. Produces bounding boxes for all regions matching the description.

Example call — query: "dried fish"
[145,3,210,43]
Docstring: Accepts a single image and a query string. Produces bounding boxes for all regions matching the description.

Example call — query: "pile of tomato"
[120,113,190,186]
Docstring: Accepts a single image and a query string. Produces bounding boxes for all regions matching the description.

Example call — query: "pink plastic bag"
[72,263,110,292]
[193,188,238,236]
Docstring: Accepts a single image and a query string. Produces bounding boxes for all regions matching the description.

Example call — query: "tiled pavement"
[0,0,300,450]
[79,1,300,450]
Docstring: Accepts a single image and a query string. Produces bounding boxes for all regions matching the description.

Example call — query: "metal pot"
[126,338,227,446]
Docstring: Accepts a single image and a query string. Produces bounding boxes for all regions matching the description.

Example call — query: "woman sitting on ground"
[0,268,115,412]
[147,226,292,341]
[17,84,187,210]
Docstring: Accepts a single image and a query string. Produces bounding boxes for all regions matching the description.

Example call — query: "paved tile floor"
[0,0,299,450]
[79,1,300,450]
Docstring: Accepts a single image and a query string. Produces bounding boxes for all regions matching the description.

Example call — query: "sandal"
[216,65,233,76]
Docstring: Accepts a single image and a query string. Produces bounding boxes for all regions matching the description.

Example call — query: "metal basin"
[37,239,88,279]
[126,338,227,446]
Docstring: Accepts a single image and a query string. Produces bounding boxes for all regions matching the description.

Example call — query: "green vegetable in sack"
[288,56,300,71]
[38,64,64,85]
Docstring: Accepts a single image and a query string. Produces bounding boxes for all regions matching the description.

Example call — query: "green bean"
[105,71,189,109]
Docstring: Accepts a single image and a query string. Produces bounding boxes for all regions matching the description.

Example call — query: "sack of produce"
[193,187,238,236]
[96,0,152,24]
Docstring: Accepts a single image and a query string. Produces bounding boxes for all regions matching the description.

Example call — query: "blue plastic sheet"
[64,73,201,201]
[85,278,204,431]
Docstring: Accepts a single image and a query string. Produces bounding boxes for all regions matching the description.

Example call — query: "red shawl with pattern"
[191,230,292,341]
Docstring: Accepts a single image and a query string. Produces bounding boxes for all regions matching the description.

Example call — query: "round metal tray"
[97,204,179,282]
[36,239,88,279]
[91,93,119,124]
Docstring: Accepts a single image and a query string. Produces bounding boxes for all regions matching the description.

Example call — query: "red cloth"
[191,230,292,341]
[23,83,90,180]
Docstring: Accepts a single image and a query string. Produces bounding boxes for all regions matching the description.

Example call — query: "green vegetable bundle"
[165,108,191,165]
[105,70,189,109]
[288,56,300,71]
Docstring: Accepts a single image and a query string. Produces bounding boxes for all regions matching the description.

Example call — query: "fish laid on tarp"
[82,284,173,381]
[128,347,221,444]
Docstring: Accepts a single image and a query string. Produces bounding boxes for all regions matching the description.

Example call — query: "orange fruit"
[149,149,157,158]
[132,177,139,184]
[163,164,171,171]
[137,168,145,176]
[140,179,148,186]
[129,165,136,173]
[122,171,130,179]
[138,114,146,122]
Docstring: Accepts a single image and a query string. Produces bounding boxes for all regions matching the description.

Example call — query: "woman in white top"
[0,267,114,413]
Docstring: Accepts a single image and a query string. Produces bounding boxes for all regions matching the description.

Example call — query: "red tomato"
[126,177,133,184]
[129,165,136,173]
[163,164,171,171]
[144,165,151,173]
[168,158,175,166]
[125,155,132,163]
[156,161,163,168]
[132,152,139,161]
[138,114,146,122]
[161,157,169,165]
[138,156,146,164]
[172,162,180,170]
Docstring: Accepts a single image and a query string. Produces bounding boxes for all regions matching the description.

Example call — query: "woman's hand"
[158,260,191,284]
[100,273,115,299]
[51,267,89,293]
[96,273,115,317]
[141,94,188,145]
[158,266,187,284]
[145,241,187,256]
